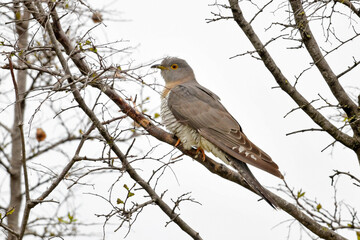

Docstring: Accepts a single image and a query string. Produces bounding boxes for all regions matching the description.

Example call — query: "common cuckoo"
[152,57,283,208]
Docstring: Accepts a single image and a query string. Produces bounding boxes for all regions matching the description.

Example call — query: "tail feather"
[228,156,278,209]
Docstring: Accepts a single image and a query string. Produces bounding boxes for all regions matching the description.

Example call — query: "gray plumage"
[152,57,283,208]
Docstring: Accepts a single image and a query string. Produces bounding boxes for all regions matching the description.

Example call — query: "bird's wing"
[168,83,283,179]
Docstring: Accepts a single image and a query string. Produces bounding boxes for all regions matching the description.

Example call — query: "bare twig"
[330,170,360,187]
[0,222,19,238]
[289,0,360,142]
[20,1,355,240]
[334,0,360,18]
[227,0,357,156]
[286,128,325,136]
[25,2,203,239]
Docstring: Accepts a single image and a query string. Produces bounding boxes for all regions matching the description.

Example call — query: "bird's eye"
[171,64,178,70]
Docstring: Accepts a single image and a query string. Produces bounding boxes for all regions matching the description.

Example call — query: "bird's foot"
[174,138,181,147]
[196,147,206,161]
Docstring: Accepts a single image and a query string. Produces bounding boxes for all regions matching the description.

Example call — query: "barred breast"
[161,94,199,150]
[161,93,229,164]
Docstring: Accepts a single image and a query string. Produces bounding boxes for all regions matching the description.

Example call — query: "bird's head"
[151,57,195,84]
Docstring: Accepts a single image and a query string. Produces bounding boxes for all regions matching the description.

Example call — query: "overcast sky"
[5,0,356,239]
[76,1,360,239]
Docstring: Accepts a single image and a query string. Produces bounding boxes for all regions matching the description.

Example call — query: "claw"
[174,138,181,147]
[196,147,206,161]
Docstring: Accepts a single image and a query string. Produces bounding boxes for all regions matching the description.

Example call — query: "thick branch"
[7,3,30,240]
[24,2,202,239]
[289,0,360,138]
[227,0,358,151]
[225,0,349,239]
[26,1,349,239]
[8,56,30,240]
[97,81,349,240]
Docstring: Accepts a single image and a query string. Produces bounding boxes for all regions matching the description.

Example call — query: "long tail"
[228,156,279,209]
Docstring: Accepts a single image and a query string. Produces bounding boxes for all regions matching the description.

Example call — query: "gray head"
[151,57,196,84]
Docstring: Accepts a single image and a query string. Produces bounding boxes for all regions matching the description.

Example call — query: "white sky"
[79,0,360,239]
[1,0,358,240]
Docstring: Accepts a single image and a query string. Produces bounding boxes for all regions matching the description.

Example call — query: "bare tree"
[0,0,358,240]
[208,0,360,238]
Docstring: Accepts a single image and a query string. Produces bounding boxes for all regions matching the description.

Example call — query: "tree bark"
[7,4,29,240]
[227,0,358,151]
[288,0,360,145]
[16,1,352,239]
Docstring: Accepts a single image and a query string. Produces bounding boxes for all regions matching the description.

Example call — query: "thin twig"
[27,2,203,239]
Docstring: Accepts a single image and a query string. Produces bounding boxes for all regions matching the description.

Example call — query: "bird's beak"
[151,64,168,70]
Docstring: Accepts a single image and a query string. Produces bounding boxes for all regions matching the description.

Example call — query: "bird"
[151,57,283,208]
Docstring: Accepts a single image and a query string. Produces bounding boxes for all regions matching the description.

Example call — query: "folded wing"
[168,83,283,179]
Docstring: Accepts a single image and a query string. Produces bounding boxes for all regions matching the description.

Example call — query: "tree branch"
[24,2,203,239]
[0,222,19,239]
[25,1,350,239]
[8,55,30,240]
[7,2,30,239]
[97,77,349,240]
[335,0,360,18]
[226,0,358,152]
[289,0,360,139]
